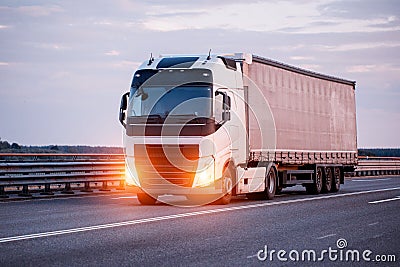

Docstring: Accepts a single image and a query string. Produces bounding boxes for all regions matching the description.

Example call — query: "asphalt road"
[1,177,399,266]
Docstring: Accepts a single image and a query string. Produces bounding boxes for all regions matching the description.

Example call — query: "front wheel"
[215,168,233,205]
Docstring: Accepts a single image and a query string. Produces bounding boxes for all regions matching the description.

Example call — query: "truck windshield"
[128,85,212,121]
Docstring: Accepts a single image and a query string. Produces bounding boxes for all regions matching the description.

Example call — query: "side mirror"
[119,92,129,127]
[222,110,231,121]
[224,94,231,110]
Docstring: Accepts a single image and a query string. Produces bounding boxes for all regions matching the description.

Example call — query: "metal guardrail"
[0,154,125,198]
[0,154,399,198]
[355,156,400,176]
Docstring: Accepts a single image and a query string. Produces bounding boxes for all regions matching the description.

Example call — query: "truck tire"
[322,167,333,193]
[246,167,276,200]
[331,167,341,192]
[306,167,323,194]
[216,167,233,205]
[265,167,276,200]
[137,192,157,205]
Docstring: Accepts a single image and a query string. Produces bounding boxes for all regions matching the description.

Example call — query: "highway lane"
[0,177,399,266]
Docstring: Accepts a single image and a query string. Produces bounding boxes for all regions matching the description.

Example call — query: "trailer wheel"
[306,167,323,194]
[137,192,157,205]
[322,167,333,193]
[216,167,233,205]
[331,167,341,192]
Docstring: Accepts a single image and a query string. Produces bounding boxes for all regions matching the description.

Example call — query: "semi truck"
[119,53,357,205]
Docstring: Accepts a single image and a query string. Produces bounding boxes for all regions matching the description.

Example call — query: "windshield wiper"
[144,114,165,123]
[165,114,210,124]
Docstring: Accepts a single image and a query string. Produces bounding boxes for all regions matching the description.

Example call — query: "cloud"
[35,43,70,50]
[319,0,400,21]
[0,5,64,17]
[140,1,324,32]
[0,24,10,29]
[0,62,9,66]
[138,1,400,34]
[19,5,63,17]
[290,56,315,60]
[111,60,141,69]
[347,64,400,73]
[105,50,120,56]
[297,64,321,70]
[316,41,400,52]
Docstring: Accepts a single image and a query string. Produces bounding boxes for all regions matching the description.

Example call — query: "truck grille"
[134,144,199,188]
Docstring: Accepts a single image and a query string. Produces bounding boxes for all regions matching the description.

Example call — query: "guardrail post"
[61,182,74,194]
[81,182,93,192]
[18,185,32,197]
[40,184,54,195]
[0,185,9,198]
[99,181,111,191]
[116,180,125,190]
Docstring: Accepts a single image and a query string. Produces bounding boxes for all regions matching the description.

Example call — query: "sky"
[0,0,399,148]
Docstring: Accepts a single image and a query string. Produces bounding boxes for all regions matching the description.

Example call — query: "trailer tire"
[137,192,157,205]
[306,167,323,194]
[322,167,333,193]
[331,167,341,192]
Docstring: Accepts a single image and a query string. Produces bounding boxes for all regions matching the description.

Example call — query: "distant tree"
[0,140,11,150]
[359,148,400,157]
[50,145,59,151]
[11,142,21,149]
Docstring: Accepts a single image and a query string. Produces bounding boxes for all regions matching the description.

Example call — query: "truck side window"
[215,90,231,123]
[215,92,224,123]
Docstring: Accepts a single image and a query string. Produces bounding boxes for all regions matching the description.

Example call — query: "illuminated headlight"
[193,157,214,188]
[125,162,140,187]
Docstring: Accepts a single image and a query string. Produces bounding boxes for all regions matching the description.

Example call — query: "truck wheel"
[137,192,157,205]
[216,168,233,205]
[265,167,276,200]
[331,167,341,192]
[306,167,323,194]
[322,167,333,193]
[246,167,276,200]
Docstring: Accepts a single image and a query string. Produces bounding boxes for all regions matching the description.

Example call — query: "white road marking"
[0,194,132,203]
[373,234,383,239]
[111,196,137,199]
[368,222,379,226]
[246,254,258,259]
[1,186,399,243]
[352,178,392,182]
[368,196,400,204]
[317,233,337,239]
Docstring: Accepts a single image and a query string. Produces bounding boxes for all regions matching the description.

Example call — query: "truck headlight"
[125,162,140,187]
[193,157,214,188]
